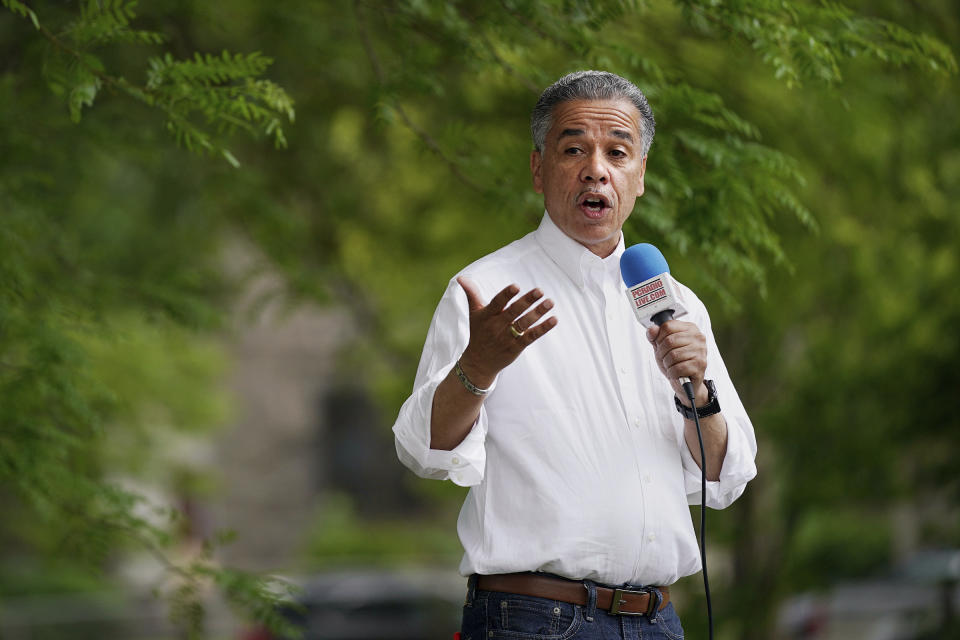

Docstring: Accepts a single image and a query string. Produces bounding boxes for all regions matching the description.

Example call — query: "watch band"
[675,379,721,420]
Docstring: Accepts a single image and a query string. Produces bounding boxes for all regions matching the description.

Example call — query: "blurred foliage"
[1,0,958,638]
[687,2,960,635]
[0,0,298,636]
[782,509,892,590]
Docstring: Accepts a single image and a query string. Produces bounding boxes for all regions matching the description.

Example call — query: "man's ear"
[530,150,544,194]
[636,155,647,197]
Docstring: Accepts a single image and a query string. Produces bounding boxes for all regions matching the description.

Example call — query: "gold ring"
[509,323,525,339]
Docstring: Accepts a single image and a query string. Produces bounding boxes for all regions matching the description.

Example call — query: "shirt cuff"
[393,365,491,487]
[423,421,486,487]
[683,413,757,509]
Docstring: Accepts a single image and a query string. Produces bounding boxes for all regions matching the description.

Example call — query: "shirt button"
[451,456,460,465]
[647,533,656,542]
[619,366,627,374]
[634,418,642,428]
[643,474,653,484]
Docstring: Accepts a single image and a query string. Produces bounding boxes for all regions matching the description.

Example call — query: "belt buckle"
[609,586,660,617]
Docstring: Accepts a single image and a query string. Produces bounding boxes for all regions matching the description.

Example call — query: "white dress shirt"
[392,212,757,586]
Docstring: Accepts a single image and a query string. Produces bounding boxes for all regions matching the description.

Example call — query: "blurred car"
[776,549,960,640]
[239,568,464,640]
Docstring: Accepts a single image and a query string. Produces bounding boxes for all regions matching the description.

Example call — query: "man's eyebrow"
[557,128,635,143]
[559,128,585,139]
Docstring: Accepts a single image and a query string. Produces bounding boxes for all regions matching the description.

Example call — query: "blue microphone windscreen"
[620,243,670,287]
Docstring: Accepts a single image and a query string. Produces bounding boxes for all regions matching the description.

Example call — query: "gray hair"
[531,70,656,156]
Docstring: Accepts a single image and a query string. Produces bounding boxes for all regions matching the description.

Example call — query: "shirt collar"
[534,211,626,289]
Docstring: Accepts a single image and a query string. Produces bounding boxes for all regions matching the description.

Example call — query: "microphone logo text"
[631,278,667,309]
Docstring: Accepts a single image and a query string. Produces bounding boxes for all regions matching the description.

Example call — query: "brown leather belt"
[476,572,670,617]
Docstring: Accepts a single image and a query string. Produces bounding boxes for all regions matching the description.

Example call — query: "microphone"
[619,243,693,398]
[621,243,713,640]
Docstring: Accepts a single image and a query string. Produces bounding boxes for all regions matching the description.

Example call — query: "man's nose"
[580,151,609,184]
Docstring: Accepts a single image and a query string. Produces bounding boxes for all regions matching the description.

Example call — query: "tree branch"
[456,6,540,94]
[353,0,484,192]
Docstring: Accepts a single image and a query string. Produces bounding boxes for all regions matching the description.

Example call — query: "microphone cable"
[683,383,713,640]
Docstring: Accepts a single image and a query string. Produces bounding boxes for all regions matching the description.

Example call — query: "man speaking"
[392,70,757,638]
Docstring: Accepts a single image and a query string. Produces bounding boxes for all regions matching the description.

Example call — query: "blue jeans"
[460,576,684,640]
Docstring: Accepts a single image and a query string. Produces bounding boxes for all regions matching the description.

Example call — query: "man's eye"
[609,149,626,158]
[564,147,583,155]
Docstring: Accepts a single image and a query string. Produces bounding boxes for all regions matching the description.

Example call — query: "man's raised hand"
[457,276,558,387]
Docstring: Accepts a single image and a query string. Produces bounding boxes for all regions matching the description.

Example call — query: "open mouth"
[578,193,611,218]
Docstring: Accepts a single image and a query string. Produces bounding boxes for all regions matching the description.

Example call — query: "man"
[392,70,757,639]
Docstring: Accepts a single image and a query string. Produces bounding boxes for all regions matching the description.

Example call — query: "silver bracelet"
[454,359,490,396]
